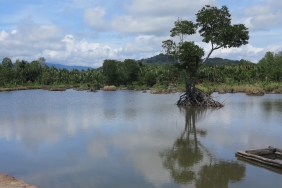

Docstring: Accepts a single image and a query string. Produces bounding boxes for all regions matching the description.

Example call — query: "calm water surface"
[0,90,282,187]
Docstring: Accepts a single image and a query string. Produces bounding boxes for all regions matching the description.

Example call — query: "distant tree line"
[0,51,282,89]
[139,54,241,66]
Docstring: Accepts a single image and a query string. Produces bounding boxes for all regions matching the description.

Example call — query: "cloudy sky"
[0,0,281,67]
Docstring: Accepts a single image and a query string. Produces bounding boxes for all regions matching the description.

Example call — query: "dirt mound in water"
[0,174,37,188]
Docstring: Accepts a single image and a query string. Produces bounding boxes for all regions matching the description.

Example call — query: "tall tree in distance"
[38,57,46,65]
[162,5,249,107]
[102,59,119,85]
[2,57,13,68]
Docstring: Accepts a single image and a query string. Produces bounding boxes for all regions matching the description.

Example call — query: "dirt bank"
[0,174,37,188]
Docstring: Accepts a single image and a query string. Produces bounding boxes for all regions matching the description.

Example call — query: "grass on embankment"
[1,82,282,95]
[149,82,282,95]
[198,82,282,95]
[0,86,42,92]
[0,84,74,92]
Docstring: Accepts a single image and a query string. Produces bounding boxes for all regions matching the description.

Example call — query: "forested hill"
[138,54,242,65]
[45,63,92,70]
[205,57,241,65]
[138,55,173,65]
[45,55,245,70]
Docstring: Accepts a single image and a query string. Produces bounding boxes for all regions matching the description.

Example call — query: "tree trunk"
[176,76,223,107]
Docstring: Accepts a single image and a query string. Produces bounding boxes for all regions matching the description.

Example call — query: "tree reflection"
[160,107,245,187]
[261,100,282,113]
[196,161,245,188]
[160,107,205,184]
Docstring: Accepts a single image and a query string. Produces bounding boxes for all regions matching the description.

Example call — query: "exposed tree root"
[176,88,224,107]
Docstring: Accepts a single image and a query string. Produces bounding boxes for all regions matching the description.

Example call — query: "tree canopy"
[258,51,282,81]
[196,5,249,63]
[162,5,249,67]
[2,57,13,68]
[161,5,249,107]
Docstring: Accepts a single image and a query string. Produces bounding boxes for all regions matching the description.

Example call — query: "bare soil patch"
[0,174,37,188]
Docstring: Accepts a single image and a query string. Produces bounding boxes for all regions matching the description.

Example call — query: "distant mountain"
[138,54,174,65]
[45,55,243,70]
[138,54,241,66]
[45,63,93,71]
[205,57,240,65]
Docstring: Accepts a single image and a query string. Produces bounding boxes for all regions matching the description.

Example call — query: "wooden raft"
[236,146,282,168]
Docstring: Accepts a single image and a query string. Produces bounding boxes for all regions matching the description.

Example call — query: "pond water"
[0,90,282,188]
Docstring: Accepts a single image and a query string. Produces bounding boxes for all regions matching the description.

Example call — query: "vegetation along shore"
[1,50,282,96]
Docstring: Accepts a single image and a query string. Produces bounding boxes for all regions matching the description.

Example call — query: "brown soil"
[0,174,37,188]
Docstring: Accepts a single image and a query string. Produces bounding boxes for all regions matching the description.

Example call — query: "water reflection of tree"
[261,100,282,113]
[160,107,206,184]
[196,161,245,188]
[160,107,245,187]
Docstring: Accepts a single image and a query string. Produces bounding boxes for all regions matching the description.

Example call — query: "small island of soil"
[0,174,37,188]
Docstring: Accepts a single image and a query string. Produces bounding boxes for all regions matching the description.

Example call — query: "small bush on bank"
[263,83,279,92]
[104,85,117,91]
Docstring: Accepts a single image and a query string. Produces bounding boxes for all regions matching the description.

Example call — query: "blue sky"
[0,0,281,67]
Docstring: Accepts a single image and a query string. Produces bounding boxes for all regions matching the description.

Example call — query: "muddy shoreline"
[0,174,37,188]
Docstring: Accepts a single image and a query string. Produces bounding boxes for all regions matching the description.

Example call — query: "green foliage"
[206,58,240,66]
[38,57,46,65]
[196,5,249,51]
[258,51,282,81]
[161,5,249,98]
[138,54,174,65]
[123,59,140,84]
[102,59,119,85]
[42,72,52,85]
[162,39,178,60]
[140,55,241,66]
[162,5,249,68]
[170,18,197,42]
[177,42,204,76]
[0,50,282,94]
[2,57,13,68]
[0,64,15,86]
[102,59,140,86]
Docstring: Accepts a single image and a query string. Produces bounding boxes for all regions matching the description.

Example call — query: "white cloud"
[83,0,216,35]
[0,30,9,41]
[0,16,65,61]
[243,0,282,31]
[125,0,216,17]
[56,34,122,66]
[122,35,164,54]
[44,34,167,66]
[245,44,264,55]
[207,43,282,63]
[0,16,122,67]
[111,15,175,35]
[11,30,17,34]
[1,0,281,66]
[84,7,107,31]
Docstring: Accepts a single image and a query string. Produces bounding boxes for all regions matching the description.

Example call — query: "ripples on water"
[0,90,282,187]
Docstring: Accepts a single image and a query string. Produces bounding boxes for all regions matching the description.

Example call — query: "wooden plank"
[275,151,282,156]
[245,148,272,155]
[236,152,282,168]
[236,151,282,167]
[236,153,282,169]
[236,147,282,169]
[237,156,282,175]
[268,146,282,153]
[237,151,282,165]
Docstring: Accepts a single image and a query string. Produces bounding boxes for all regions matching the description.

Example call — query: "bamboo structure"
[236,146,282,168]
